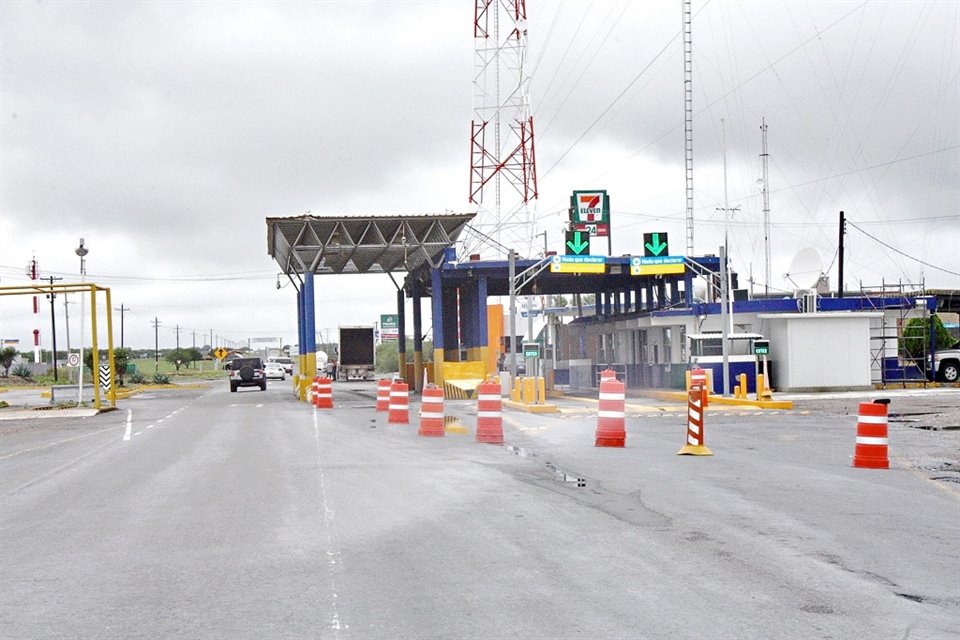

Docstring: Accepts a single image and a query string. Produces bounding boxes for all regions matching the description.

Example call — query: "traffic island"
[645,389,793,410]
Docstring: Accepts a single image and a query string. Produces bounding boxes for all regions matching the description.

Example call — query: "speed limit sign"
[67,352,81,367]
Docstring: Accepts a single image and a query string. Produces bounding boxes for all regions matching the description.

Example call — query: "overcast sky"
[1,0,958,352]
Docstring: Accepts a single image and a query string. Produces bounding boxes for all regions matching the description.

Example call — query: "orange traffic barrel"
[388,380,409,424]
[600,368,617,381]
[853,400,889,469]
[418,384,445,437]
[315,377,333,409]
[677,384,713,456]
[475,379,504,444]
[310,376,320,407]
[375,379,391,412]
[595,376,626,447]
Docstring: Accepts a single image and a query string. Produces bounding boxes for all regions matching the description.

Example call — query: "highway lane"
[1,382,958,638]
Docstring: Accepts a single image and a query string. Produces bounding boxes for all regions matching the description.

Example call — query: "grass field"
[127,358,225,379]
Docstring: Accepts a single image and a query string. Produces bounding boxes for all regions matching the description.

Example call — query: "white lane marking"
[256,403,264,408]
[123,409,133,441]
[158,418,165,424]
[133,431,142,437]
[313,410,347,633]
[146,424,155,429]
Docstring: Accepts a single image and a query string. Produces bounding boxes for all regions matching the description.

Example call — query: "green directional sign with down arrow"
[643,232,669,257]
[565,229,591,255]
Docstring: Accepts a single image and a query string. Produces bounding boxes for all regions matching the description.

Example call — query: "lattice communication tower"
[467,0,538,259]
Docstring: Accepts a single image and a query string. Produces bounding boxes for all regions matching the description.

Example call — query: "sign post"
[522,341,542,380]
[753,339,770,398]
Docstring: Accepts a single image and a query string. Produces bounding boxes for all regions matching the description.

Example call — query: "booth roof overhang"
[267,213,476,276]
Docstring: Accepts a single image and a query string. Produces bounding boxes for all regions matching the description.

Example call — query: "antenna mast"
[682,0,695,256]
[469,0,538,258]
[760,118,771,295]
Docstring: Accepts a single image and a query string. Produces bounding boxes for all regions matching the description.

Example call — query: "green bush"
[901,315,954,360]
[152,372,171,385]
[12,364,33,379]
[129,371,146,384]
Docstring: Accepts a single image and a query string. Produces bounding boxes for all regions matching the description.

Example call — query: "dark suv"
[228,357,267,392]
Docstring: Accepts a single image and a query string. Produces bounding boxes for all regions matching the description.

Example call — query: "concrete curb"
[0,407,102,421]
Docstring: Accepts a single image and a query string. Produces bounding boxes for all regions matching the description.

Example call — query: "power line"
[846,220,960,277]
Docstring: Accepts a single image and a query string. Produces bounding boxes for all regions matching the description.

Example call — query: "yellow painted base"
[444,415,469,434]
[502,399,559,414]
[649,390,793,410]
[677,444,714,456]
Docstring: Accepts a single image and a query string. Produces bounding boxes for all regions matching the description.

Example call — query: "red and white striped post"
[475,379,504,444]
[853,400,889,469]
[388,380,409,424]
[595,375,626,447]
[677,384,713,456]
[418,384,445,437]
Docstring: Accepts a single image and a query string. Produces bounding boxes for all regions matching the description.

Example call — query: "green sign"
[522,342,542,359]
[565,229,590,255]
[380,314,399,340]
[643,232,669,257]
[753,340,770,355]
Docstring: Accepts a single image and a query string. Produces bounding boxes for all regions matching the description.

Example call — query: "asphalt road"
[1,381,958,639]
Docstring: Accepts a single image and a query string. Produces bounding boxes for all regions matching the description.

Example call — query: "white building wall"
[760,313,879,391]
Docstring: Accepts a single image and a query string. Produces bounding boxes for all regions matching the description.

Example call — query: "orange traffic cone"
[475,379,504,444]
[388,380,409,424]
[853,400,889,469]
[375,378,391,412]
[678,384,712,455]
[315,377,333,409]
[418,384,445,437]
[595,375,626,447]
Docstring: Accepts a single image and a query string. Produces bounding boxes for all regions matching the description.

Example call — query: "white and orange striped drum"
[853,400,889,469]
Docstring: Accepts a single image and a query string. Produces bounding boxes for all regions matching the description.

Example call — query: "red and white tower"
[26,256,40,363]
[468,0,538,258]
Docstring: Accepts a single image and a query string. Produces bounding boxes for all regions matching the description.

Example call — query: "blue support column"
[430,268,448,384]
[304,271,317,375]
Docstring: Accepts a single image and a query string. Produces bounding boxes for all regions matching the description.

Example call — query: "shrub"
[129,371,146,384]
[12,364,33,379]
[152,372,171,385]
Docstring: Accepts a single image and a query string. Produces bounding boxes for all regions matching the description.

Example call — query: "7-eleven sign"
[570,190,609,225]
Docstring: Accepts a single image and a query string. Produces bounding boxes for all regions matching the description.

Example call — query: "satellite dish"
[785,247,824,290]
[692,280,708,302]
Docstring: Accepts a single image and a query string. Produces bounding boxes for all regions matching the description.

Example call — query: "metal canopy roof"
[267,213,476,276]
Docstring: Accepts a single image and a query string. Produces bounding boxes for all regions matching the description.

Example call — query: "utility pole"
[153,317,161,370]
[46,275,62,381]
[760,118,771,296]
[838,210,846,298]
[192,330,197,350]
[508,249,517,379]
[115,304,129,350]
[63,294,71,354]
[175,324,181,351]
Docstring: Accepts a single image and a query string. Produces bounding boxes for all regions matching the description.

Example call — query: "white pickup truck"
[933,341,960,382]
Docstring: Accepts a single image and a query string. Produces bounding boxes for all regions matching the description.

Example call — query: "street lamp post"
[76,238,88,405]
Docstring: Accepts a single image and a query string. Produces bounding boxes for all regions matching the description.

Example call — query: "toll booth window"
[691,338,722,357]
